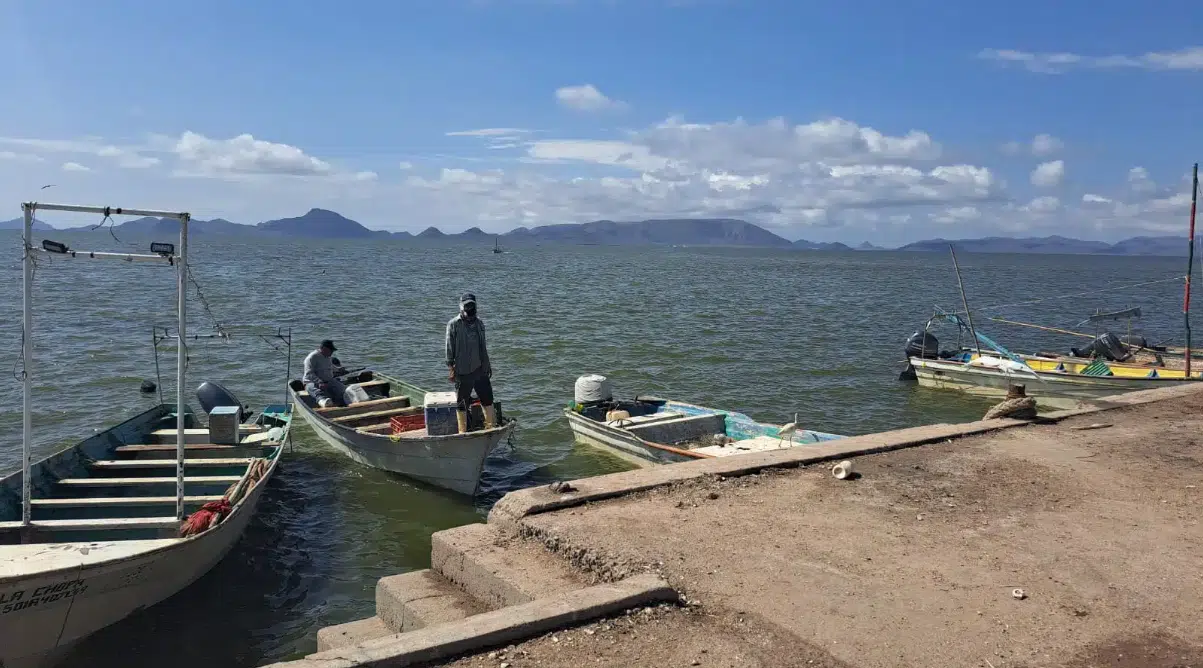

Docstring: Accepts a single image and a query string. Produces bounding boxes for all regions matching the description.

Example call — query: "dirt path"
[445,395,1203,668]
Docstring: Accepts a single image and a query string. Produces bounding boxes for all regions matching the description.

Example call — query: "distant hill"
[13,207,1197,257]
[257,208,387,239]
[1102,236,1196,256]
[898,236,1114,254]
[505,218,792,247]
[0,217,55,231]
[794,239,853,251]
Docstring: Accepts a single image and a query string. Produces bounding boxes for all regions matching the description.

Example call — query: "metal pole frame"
[19,202,190,528]
[1185,164,1199,378]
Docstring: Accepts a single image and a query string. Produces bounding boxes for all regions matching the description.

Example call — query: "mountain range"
[1,209,1195,257]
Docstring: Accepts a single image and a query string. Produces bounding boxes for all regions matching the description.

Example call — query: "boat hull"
[909,356,1196,407]
[565,410,699,467]
[0,448,280,668]
[565,399,843,467]
[290,379,513,496]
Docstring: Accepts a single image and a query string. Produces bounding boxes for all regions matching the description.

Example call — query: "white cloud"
[1031,134,1063,156]
[398,161,414,170]
[1003,134,1063,156]
[0,136,158,169]
[172,131,333,177]
[61,162,90,172]
[1128,166,1156,194]
[933,206,982,224]
[1082,193,1112,204]
[978,46,1203,74]
[555,84,626,112]
[1031,160,1065,187]
[446,128,532,137]
[1022,195,1061,213]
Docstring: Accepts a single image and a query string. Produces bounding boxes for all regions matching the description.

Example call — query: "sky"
[1,0,1201,244]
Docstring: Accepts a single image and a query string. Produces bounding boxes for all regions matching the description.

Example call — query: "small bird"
[777,413,799,445]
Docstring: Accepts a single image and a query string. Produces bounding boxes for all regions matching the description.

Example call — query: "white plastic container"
[424,391,460,436]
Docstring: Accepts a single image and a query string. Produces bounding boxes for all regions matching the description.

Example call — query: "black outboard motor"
[1119,334,1148,350]
[196,381,246,415]
[904,330,940,360]
[1070,332,1129,362]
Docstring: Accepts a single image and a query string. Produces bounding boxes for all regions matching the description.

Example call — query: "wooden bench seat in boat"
[612,412,684,427]
[58,476,242,487]
[316,394,412,418]
[329,405,422,427]
[114,444,258,454]
[625,413,728,445]
[29,495,224,508]
[297,379,391,400]
[89,458,255,470]
[147,426,262,444]
[0,517,181,532]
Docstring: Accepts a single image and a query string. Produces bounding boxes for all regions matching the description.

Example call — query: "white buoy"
[831,460,854,480]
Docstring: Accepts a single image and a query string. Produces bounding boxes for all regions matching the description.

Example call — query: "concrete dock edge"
[488,382,1203,530]
[262,574,678,668]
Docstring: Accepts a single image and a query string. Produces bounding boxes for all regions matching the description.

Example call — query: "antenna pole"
[21,204,34,529]
[949,245,983,358]
[176,215,189,521]
[1185,163,1198,377]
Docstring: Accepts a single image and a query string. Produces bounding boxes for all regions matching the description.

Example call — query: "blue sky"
[1,0,1200,244]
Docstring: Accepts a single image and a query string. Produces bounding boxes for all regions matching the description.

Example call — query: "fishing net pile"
[179,457,270,537]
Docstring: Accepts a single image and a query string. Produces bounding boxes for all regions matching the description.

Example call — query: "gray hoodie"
[445,314,490,376]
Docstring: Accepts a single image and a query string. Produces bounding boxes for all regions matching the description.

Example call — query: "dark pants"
[455,368,494,410]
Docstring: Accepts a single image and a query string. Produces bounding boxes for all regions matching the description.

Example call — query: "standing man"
[445,293,496,433]
[303,339,347,408]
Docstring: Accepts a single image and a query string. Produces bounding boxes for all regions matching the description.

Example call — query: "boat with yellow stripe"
[902,312,1203,408]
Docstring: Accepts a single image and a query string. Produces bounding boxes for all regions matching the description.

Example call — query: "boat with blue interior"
[564,374,844,467]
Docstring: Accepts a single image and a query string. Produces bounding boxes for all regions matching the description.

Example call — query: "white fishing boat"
[289,371,514,495]
[0,202,291,668]
[564,375,844,468]
[901,311,1202,408]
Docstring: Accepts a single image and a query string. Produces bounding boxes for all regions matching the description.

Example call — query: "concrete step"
[376,569,486,633]
[430,522,584,609]
[315,616,393,653]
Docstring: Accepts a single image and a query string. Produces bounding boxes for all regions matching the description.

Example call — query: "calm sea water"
[0,230,1193,665]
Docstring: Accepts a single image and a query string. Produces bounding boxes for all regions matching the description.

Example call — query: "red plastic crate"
[390,413,426,434]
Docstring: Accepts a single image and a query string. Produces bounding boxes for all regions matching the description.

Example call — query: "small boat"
[564,375,844,467]
[288,371,514,495]
[901,312,1202,408]
[0,394,291,667]
[5,200,292,668]
[492,236,503,254]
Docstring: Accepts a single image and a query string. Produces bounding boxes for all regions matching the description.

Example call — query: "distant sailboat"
[492,236,503,254]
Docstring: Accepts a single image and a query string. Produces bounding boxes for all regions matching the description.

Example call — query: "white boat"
[564,376,843,468]
[288,372,514,495]
[2,201,291,667]
[0,401,291,667]
[901,312,1202,408]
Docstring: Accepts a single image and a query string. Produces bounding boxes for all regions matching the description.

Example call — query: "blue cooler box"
[424,391,460,436]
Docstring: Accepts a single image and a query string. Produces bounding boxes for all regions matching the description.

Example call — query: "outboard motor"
[574,374,614,409]
[904,330,940,360]
[1070,332,1129,362]
[196,381,246,415]
[1119,334,1148,350]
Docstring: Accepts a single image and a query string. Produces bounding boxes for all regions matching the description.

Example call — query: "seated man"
[303,339,347,408]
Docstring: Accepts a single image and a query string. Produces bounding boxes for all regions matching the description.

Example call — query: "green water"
[0,231,1191,665]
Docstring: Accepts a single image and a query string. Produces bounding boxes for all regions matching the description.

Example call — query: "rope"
[179,457,270,537]
[949,275,1186,316]
[186,265,229,339]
